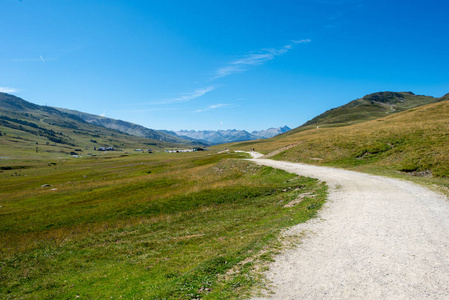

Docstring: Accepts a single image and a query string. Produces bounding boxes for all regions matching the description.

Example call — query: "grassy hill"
[287,91,438,134]
[229,92,449,178]
[0,92,199,161]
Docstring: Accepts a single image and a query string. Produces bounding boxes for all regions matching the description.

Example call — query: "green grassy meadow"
[0,150,326,299]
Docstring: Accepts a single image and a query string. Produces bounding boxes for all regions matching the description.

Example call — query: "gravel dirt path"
[249,153,449,299]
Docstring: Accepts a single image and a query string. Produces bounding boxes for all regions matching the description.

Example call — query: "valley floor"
[250,154,449,299]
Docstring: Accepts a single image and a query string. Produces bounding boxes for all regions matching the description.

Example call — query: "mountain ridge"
[173,126,291,145]
[0,92,201,158]
[54,107,203,146]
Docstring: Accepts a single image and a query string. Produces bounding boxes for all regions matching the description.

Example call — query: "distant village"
[70,146,208,157]
[164,147,206,153]
[94,146,206,153]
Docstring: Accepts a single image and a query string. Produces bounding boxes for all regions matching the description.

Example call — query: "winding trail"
[249,153,449,299]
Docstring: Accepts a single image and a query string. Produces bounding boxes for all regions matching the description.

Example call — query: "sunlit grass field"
[0,150,326,299]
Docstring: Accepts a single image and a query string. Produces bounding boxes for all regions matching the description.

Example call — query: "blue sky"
[1,0,448,131]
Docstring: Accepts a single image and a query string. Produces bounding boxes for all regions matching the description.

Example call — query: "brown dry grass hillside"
[229,95,449,178]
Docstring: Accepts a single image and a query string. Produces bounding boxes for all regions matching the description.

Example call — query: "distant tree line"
[0,116,74,146]
[0,115,40,129]
[44,119,79,130]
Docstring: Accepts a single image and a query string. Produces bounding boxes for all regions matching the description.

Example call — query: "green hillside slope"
[289,91,437,134]
[438,92,449,102]
[0,93,195,160]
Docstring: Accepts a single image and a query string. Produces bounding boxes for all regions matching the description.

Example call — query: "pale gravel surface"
[248,153,449,299]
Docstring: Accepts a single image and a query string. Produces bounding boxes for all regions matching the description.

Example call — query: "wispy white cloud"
[0,87,18,93]
[232,53,276,65]
[212,39,311,79]
[195,103,229,113]
[214,65,245,78]
[159,86,216,104]
[292,39,312,44]
[5,56,55,63]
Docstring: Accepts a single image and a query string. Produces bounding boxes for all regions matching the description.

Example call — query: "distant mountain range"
[57,108,290,145]
[251,126,292,138]
[0,92,291,155]
[167,126,291,145]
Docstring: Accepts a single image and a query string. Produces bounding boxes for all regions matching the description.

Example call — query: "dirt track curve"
[249,153,449,299]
